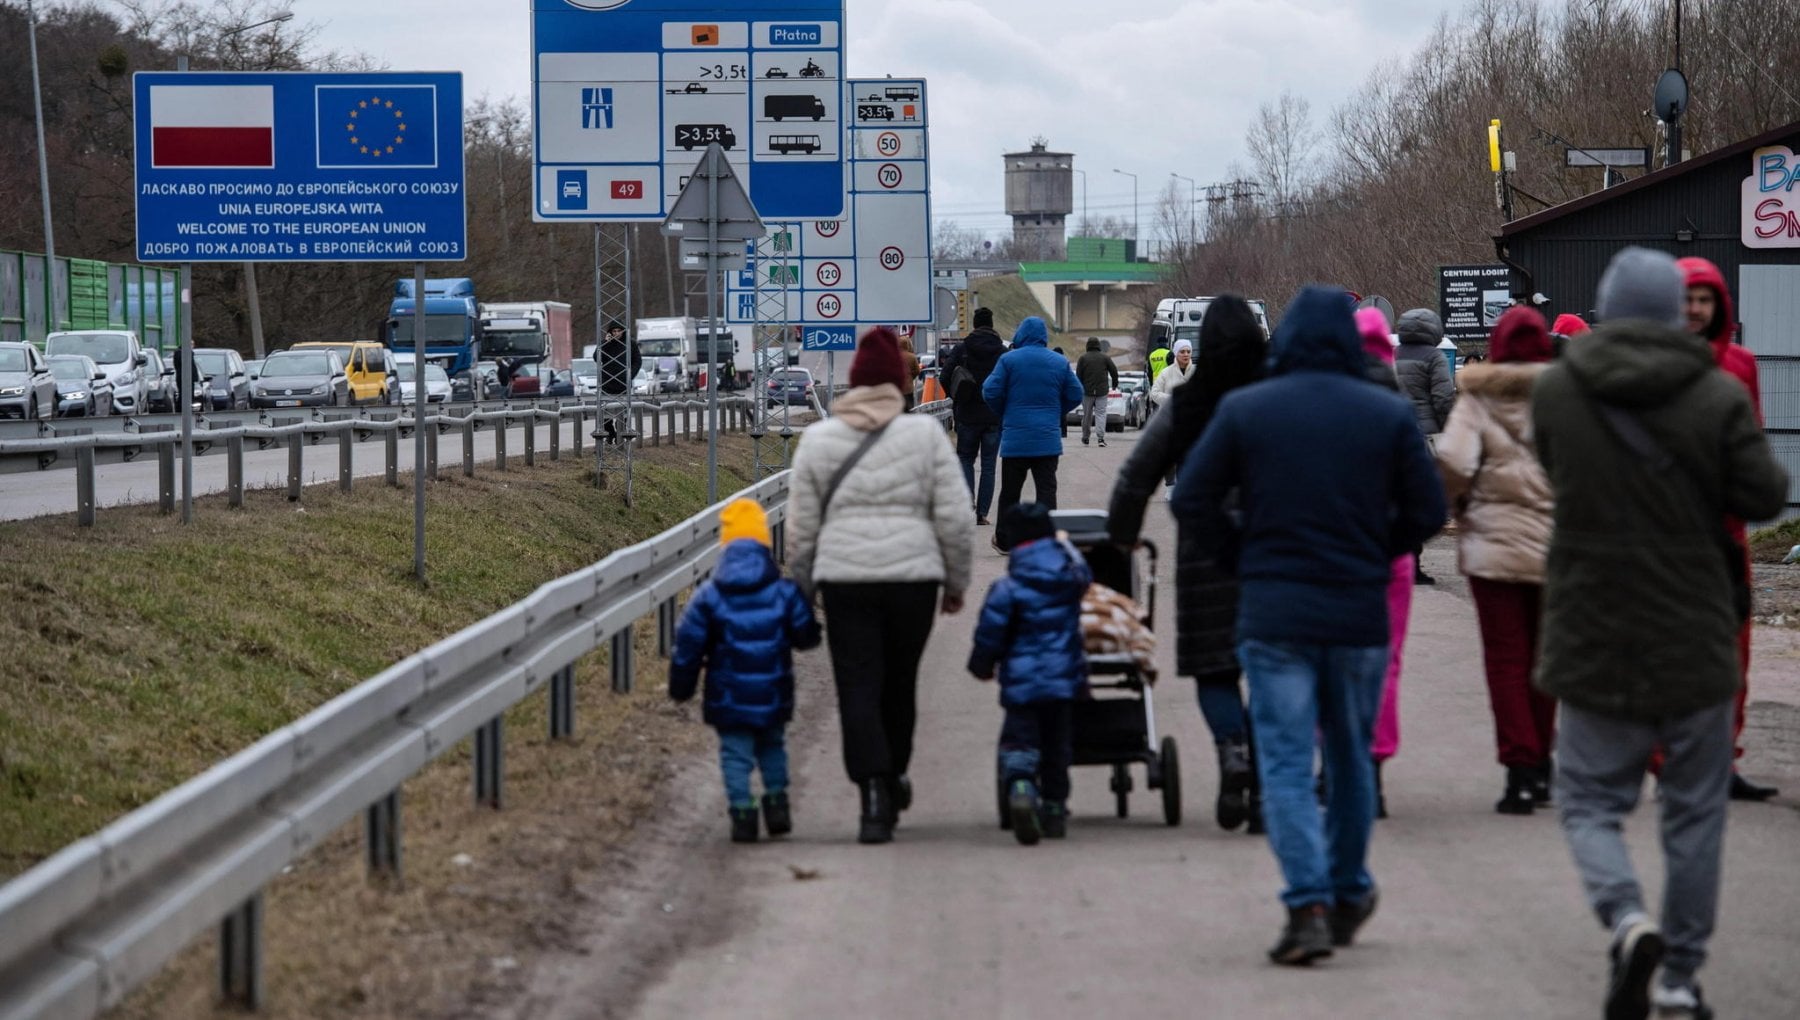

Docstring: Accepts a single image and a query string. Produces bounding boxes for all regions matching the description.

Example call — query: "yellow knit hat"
[720,497,772,548]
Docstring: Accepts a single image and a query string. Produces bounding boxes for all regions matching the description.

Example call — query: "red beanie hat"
[1490,306,1553,364]
[850,326,909,390]
[1551,313,1590,337]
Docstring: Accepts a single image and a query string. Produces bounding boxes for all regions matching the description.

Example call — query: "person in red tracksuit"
[1676,256,1779,802]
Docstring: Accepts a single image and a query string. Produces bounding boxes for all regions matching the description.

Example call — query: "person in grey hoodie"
[1533,248,1786,1020]
[1394,308,1457,584]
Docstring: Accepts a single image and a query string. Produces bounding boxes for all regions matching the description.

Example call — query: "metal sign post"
[661,143,764,501]
[413,261,427,582]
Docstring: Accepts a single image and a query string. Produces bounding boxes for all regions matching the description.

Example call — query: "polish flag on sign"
[149,85,275,169]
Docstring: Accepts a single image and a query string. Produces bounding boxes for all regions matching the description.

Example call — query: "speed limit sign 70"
[876,163,903,189]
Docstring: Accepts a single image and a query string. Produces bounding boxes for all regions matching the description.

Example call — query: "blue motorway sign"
[531,0,846,223]
[133,71,466,263]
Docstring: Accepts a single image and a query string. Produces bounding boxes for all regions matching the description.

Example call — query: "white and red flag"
[149,85,275,169]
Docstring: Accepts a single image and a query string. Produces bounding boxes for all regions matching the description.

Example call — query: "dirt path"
[506,430,1800,1020]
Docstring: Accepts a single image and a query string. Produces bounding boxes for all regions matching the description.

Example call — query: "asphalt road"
[514,425,1800,1020]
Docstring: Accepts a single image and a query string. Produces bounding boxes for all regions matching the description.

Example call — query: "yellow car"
[289,341,396,405]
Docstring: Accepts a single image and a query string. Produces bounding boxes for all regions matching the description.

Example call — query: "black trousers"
[997,455,1060,528]
[820,581,940,784]
[999,700,1074,803]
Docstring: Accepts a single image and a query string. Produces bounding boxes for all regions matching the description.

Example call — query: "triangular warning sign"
[660,144,766,241]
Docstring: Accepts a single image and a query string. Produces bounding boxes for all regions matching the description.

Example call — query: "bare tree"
[1246,90,1316,210]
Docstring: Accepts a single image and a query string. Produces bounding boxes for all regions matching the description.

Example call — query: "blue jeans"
[1238,639,1387,909]
[956,423,1000,517]
[1196,683,1250,745]
[998,700,1073,803]
[718,725,788,809]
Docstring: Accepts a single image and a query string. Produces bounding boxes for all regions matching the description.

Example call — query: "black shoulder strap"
[819,420,893,525]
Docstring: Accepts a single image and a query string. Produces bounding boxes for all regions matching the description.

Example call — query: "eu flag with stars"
[316,85,439,168]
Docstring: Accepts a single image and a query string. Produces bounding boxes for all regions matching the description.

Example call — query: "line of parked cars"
[4,330,614,421]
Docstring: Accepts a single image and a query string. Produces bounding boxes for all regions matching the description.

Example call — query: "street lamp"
[218,11,295,361]
[1112,168,1138,254]
[26,0,59,334]
[1171,173,1197,248]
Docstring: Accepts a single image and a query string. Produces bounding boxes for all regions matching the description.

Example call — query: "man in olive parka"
[1532,247,1787,1020]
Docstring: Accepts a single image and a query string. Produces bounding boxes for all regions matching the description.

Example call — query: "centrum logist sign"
[133,71,466,262]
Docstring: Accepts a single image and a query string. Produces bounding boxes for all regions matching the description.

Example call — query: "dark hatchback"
[249,351,349,409]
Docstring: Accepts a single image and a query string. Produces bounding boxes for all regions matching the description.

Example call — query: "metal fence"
[0,397,954,1018]
[0,397,757,526]
[0,470,792,1020]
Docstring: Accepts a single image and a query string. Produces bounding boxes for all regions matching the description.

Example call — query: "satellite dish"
[1654,68,1689,123]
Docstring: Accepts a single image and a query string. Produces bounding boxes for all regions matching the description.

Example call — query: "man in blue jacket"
[1172,286,1445,966]
[983,316,1083,547]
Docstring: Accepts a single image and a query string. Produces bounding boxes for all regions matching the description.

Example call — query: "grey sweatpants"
[1555,700,1734,983]
[1080,393,1107,442]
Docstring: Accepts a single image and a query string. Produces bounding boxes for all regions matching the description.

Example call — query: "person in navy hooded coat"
[983,316,1084,541]
[969,503,1092,845]
[1172,286,1445,965]
[671,497,822,844]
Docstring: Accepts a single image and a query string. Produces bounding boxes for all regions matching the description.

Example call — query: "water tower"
[1005,138,1073,260]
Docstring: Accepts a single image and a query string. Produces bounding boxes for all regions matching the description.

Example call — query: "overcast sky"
[284,0,1466,241]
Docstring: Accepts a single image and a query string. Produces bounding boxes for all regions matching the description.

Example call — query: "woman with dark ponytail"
[1107,295,1267,832]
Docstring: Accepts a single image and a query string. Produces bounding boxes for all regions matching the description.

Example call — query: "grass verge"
[1,435,755,879]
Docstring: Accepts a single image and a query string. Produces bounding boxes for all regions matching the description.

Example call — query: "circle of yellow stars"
[346,96,406,158]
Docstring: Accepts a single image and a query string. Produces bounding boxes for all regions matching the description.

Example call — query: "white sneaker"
[1651,983,1713,1019]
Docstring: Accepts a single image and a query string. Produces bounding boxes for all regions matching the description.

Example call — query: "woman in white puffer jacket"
[788,327,974,845]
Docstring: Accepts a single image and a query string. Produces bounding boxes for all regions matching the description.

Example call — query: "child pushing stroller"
[969,503,1092,845]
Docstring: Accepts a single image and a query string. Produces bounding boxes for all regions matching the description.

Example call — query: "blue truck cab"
[387,277,482,383]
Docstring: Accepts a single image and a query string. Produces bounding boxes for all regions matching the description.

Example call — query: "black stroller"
[996,510,1181,828]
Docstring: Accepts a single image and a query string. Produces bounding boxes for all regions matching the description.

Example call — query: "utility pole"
[26,0,58,334]
[1112,168,1138,256]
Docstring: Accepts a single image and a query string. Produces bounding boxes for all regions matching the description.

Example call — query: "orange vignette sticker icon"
[691,24,718,45]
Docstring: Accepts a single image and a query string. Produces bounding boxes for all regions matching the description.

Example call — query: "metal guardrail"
[0,397,756,526]
[0,471,793,1019]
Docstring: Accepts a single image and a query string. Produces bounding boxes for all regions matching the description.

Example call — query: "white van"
[45,330,148,414]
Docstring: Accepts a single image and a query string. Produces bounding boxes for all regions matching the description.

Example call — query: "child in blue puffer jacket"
[671,498,822,843]
[968,502,1092,845]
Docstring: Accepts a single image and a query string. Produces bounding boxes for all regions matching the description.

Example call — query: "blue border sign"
[531,0,846,223]
[133,71,466,263]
